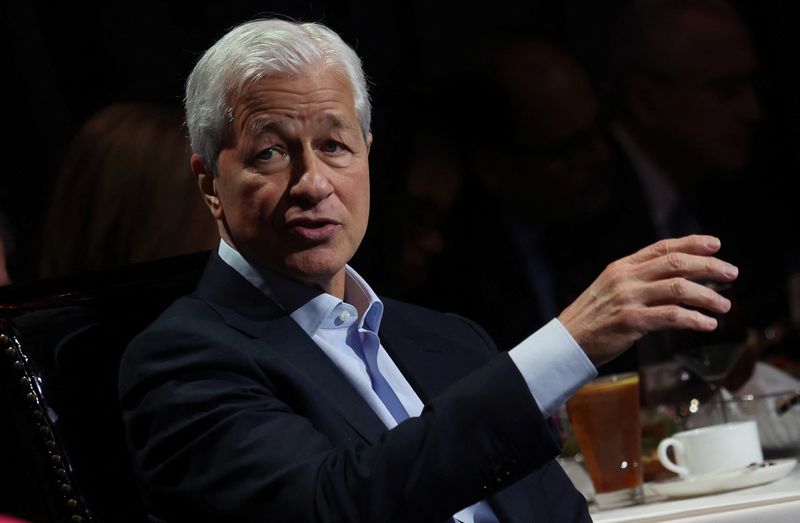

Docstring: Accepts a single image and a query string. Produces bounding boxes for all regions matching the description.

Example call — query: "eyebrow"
[248,118,286,137]
[319,114,355,132]
[247,114,356,138]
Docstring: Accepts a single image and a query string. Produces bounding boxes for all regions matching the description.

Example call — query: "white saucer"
[648,458,797,499]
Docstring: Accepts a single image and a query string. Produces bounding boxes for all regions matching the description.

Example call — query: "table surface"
[591,461,800,522]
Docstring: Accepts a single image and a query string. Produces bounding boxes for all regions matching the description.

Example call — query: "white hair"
[185,19,371,175]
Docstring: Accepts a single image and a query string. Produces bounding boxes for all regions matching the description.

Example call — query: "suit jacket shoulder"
[120,255,589,522]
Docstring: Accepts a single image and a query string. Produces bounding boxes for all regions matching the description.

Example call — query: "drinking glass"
[566,372,643,509]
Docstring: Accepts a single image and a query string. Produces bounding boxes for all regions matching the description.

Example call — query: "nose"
[289,149,334,204]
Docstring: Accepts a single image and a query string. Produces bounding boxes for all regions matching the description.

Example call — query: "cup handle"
[657,437,689,476]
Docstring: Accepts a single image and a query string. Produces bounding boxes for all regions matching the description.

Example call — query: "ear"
[366,132,373,154]
[625,72,664,130]
[192,153,224,220]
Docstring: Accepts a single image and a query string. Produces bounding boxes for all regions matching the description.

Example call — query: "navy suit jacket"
[119,253,591,522]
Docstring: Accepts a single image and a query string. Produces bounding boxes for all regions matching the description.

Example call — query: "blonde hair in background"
[40,102,219,278]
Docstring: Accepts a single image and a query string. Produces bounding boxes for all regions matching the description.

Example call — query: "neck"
[316,271,347,300]
[618,120,700,191]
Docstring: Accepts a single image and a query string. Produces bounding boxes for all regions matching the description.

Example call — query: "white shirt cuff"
[508,319,597,417]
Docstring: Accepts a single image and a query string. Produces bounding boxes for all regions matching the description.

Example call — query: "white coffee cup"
[657,420,763,477]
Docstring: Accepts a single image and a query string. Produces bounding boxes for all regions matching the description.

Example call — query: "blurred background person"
[356,88,465,301]
[0,210,13,285]
[600,0,761,250]
[39,102,219,278]
[414,37,613,352]
[594,0,780,394]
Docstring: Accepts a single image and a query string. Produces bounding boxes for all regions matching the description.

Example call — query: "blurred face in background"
[630,7,762,177]
[482,41,611,226]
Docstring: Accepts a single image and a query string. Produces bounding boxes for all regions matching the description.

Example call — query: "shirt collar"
[345,264,384,333]
[217,239,384,336]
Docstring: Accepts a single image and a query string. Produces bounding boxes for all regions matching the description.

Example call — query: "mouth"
[285,217,340,242]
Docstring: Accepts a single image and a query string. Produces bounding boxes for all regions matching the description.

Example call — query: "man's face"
[197,66,371,295]
[491,44,611,225]
[645,12,761,174]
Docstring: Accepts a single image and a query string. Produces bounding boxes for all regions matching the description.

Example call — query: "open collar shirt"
[218,240,596,522]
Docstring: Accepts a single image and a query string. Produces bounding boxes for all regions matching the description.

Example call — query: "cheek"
[343,170,371,224]
[350,189,370,240]
[658,90,701,126]
[225,181,283,235]
[684,92,730,128]
[357,179,370,215]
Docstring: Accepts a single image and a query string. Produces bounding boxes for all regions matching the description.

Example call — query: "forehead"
[668,11,756,78]
[228,66,358,136]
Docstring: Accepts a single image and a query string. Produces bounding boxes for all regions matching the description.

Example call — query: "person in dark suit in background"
[601,0,761,251]
[119,19,738,522]
[594,0,770,381]
[421,38,613,352]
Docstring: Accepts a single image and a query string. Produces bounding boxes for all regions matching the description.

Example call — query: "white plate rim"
[648,458,797,499]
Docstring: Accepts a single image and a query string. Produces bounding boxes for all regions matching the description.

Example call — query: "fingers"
[638,277,733,314]
[561,235,741,365]
[627,235,722,264]
[635,305,720,333]
[637,253,739,283]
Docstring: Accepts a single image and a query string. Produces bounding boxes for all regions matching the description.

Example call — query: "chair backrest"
[0,252,209,522]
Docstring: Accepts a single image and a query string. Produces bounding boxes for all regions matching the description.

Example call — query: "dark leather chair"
[0,252,209,522]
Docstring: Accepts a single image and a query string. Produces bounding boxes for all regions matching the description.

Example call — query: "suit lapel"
[380,302,546,522]
[195,254,387,444]
[258,313,388,443]
[378,300,491,404]
[378,316,443,404]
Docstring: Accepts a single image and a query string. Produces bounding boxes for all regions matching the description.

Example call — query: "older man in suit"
[119,19,738,522]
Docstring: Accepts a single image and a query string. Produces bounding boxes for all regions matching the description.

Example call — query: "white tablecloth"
[591,462,800,522]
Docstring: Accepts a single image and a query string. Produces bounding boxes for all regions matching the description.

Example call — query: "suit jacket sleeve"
[119,297,566,523]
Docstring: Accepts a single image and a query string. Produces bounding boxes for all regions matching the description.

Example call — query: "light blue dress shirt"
[218,240,597,522]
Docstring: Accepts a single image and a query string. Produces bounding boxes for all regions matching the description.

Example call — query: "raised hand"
[558,235,738,366]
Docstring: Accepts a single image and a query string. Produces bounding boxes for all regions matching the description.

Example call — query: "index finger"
[627,235,722,265]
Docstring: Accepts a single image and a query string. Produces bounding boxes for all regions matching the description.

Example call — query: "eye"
[320,140,346,154]
[256,146,287,161]
[252,146,291,172]
[250,145,290,173]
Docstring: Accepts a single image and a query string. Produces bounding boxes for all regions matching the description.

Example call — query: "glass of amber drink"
[566,372,643,509]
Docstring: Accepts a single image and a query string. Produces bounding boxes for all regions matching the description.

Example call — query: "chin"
[285,250,349,283]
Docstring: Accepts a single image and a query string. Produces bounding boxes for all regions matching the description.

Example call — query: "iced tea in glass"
[566,372,643,509]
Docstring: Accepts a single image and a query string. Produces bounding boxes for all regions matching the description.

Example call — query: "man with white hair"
[120,19,738,522]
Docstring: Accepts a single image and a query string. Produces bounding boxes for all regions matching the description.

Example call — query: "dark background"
[1,0,799,284]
